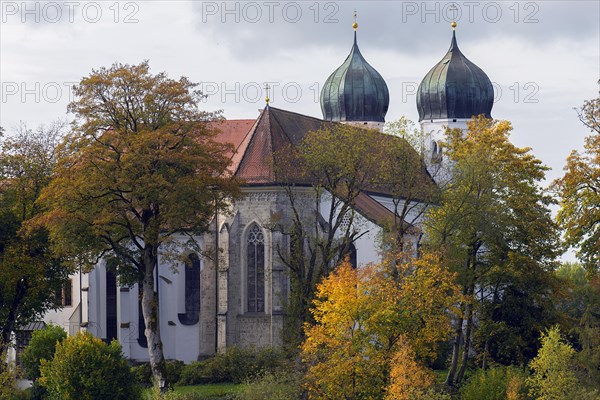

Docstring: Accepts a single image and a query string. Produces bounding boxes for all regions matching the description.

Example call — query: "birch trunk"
[141,245,168,390]
[445,313,464,386]
[456,300,474,383]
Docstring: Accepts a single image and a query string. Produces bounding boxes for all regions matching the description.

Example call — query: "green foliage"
[527,326,578,400]
[460,366,529,400]
[380,118,440,253]
[21,324,66,380]
[554,263,600,390]
[274,123,392,349]
[236,371,302,400]
[0,354,20,400]
[0,122,70,354]
[38,61,241,386]
[412,388,453,400]
[143,384,240,400]
[133,363,154,388]
[383,116,426,156]
[554,94,600,273]
[424,117,561,383]
[39,331,140,400]
[134,361,186,388]
[178,347,288,386]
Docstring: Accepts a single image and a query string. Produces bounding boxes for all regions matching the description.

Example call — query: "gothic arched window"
[178,253,200,325]
[247,225,265,313]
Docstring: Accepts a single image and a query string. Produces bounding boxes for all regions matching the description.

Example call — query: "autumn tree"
[423,116,561,385]
[527,326,578,400]
[38,62,240,388]
[274,124,387,348]
[385,340,435,400]
[554,93,600,273]
[0,122,69,360]
[381,117,440,253]
[274,121,437,349]
[301,252,460,399]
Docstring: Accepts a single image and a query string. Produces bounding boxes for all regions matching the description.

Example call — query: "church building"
[20,20,494,365]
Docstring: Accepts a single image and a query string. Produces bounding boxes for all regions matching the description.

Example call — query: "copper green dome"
[417,30,494,121]
[320,32,389,123]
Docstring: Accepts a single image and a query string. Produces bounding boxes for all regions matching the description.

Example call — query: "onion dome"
[320,21,389,123]
[417,25,494,121]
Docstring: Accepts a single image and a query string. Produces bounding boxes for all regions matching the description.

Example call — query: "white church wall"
[421,119,468,186]
[352,216,382,267]
[318,191,383,267]
[370,195,429,228]
[80,234,205,363]
[42,271,82,336]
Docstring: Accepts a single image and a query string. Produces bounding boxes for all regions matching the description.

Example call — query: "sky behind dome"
[1,1,599,261]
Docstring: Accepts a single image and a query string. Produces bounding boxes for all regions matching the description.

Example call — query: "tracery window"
[247,224,265,313]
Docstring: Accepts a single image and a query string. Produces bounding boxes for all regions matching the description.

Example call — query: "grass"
[176,383,241,395]
[434,369,449,384]
[143,383,241,399]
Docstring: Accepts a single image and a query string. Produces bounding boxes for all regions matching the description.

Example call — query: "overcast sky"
[1,1,599,184]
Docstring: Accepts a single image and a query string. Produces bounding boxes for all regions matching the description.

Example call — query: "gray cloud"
[190,1,600,58]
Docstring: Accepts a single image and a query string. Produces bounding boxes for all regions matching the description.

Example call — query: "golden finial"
[449,3,458,30]
[264,83,270,105]
[352,10,358,31]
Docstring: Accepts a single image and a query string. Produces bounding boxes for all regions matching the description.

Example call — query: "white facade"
[36,185,399,363]
[421,118,469,186]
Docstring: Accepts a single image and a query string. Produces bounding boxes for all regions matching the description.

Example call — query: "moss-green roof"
[320,32,389,123]
[417,31,494,121]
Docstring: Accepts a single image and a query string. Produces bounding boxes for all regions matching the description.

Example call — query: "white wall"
[43,271,82,336]
[83,235,204,364]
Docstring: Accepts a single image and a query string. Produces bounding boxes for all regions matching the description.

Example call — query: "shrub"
[133,360,185,388]
[460,366,529,400]
[166,360,185,385]
[0,357,20,400]
[39,331,140,400]
[179,346,288,385]
[21,324,66,380]
[179,361,206,386]
[237,371,302,400]
[132,363,153,387]
[415,388,453,400]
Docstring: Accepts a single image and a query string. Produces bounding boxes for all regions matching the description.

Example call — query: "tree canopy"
[554,94,600,273]
[423,116,561,384]
[38,61,240,387]
[0,122,69,358]
[301,252,460,399]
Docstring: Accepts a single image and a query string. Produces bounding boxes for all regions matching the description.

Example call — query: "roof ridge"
[233,109,266,176]
[267,106,327,124]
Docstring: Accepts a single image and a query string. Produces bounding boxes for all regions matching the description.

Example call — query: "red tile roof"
[209,119,256,163]
[212,107,436,228]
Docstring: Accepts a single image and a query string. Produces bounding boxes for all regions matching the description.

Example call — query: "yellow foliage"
[385,339,434,400]
[301,252,461,400]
